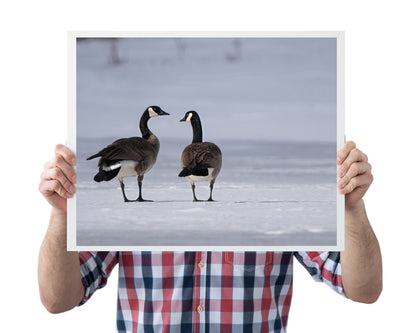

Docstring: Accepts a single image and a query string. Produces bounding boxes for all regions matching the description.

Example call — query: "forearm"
[340,200,382,303]
[38,209,85,313]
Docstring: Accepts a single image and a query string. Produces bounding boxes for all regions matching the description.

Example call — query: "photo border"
[67,31,345,251]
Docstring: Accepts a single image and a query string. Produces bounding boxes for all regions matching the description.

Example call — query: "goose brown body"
[180,142,222,180]
[91,135,159,177]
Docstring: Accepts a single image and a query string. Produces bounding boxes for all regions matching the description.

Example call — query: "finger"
[39,178,73,199]
[41,167,76,194]
[337,141,356,165]
[44,154,77,184]
[338,173,373,195]
[338,148,368,178]
[55,144,76,166]
[337,161,372,189]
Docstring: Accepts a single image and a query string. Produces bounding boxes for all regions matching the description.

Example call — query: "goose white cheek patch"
[148,107,159,117]
[186,113,193,122]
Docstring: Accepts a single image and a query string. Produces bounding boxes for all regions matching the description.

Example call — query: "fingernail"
[65,192,73,198]
[72,175,76,183]
[337,179,344,187]
[338,168,344,177]
[69,185,75,193]
[71,158,76,165]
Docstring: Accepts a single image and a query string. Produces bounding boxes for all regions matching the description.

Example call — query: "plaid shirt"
[79,251,343,332]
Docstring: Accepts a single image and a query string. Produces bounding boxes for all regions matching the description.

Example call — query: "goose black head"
[180,110,199,123]
[147,105,170,118]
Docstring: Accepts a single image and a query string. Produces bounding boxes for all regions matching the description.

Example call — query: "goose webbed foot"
[136,197,153,202]
[135,180,153,202]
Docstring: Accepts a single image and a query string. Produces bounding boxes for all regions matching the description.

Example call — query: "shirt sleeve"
[294,251,345,296]
[78,251,119,305]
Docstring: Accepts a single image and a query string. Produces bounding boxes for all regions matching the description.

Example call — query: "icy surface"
[77,138,337,247]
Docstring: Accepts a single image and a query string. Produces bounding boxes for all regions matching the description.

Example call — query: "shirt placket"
[193,251,207,333]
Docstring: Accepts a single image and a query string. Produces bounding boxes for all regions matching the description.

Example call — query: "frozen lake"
[75,137,337,247]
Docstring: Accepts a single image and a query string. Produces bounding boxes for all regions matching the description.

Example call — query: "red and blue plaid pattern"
[79,251,343,332]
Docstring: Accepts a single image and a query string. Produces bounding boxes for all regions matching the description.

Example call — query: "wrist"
[344,199,371,238]
[50,207,67,220]
[48,208,68,242]
[345,198,365,217]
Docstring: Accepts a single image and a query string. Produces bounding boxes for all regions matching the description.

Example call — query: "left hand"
[337,141,373,210]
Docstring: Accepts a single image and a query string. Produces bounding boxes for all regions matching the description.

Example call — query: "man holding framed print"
[38,141,382,332]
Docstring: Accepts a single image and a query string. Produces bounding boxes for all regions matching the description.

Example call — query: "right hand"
[39,144,77,214]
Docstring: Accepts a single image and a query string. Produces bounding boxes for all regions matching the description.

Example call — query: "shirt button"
[197,305,203,313]
[198,262,204,269]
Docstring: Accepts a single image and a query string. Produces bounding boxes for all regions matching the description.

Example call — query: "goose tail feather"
[93,167,120,182]
[179,165,209,177]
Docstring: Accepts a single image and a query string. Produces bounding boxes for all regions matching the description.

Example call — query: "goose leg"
[207,181,215,202]
[187,178,199,202]
[119,179,132,202]
[191,184,200,202]
[136,175,152,202]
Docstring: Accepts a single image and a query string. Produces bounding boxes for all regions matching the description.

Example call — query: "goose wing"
[87,137,158,166]
[181,142,222,170]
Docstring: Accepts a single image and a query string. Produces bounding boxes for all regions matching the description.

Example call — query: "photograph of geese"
[71,33,343,250]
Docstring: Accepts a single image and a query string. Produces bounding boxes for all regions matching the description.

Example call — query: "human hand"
[337,141,373,211]
[39,144,76,214]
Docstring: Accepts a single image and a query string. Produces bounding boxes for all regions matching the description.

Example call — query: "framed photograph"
[68,31,345,251]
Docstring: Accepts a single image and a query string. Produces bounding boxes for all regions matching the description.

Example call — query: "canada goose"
[179,111,222,201]
[87,105,169,202]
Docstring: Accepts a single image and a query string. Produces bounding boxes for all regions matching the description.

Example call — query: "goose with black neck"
[87,105,169,202]
[179,110,222,202]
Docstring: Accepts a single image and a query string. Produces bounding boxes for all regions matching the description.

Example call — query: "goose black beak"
[180,116,187,122]
[160,110,170,116]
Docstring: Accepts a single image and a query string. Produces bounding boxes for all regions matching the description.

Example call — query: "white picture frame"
[67,31,345,251]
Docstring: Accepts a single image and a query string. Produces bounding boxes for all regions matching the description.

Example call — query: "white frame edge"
[67,31,345,251]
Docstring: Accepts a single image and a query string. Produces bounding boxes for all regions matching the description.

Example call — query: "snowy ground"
[76,137,337,247]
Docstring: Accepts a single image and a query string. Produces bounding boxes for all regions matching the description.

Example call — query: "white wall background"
[0,1,414,332]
